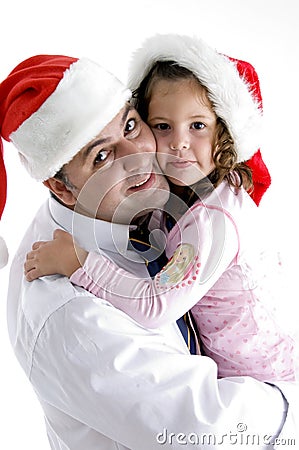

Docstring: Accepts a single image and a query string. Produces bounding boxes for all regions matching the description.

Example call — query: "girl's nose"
[169,131,190,151]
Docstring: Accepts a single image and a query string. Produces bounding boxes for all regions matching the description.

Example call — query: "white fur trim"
[10,58,131,181]
[128,34,262,161]
[0,235,8,268]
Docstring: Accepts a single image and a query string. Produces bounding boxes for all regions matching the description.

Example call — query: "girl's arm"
[24,204,239,328]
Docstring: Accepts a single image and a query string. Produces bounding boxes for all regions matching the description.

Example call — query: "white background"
[0,0,298,448]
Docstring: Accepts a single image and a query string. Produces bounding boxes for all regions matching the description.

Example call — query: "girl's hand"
[24,229,88,281]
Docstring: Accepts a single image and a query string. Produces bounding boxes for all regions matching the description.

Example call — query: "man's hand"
[24,229,88,281]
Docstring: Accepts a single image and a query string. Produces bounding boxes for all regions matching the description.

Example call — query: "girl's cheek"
[156,141,163,154]
[152,133,165,153]
[140,125,156,153]
[153,134,171,169]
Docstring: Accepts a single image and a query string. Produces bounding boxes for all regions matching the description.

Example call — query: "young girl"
[25,34,297,382]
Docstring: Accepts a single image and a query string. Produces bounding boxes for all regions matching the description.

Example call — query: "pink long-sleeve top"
[71,180,297,382]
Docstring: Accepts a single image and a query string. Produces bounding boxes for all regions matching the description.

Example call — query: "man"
[0,54,297,449]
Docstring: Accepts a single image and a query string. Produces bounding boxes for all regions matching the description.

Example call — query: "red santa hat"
[0,140,8,268]
[128,33,271,206]
[0,54,131,267]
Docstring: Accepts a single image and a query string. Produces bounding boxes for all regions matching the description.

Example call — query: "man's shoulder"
[23,274,87,323]
[8,271,95,376]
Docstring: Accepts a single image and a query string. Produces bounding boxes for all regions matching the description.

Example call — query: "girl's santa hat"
[0,54,131,267]
[128,33,271,206]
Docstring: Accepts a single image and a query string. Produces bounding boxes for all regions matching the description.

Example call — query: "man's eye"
[155,123,170,131]
[192,122,205,130]
[94,149,110,165]
[125,118,136,133]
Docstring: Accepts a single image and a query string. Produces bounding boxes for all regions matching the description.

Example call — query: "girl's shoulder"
[203,179,257,213]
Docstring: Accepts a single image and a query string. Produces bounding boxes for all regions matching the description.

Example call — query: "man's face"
[61,104,170,223]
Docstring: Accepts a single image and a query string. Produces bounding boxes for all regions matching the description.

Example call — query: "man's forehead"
[83,102,134,150]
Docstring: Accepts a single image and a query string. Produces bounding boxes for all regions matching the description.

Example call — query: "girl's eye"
[125,118,136,133]
[155,123,170,131]
[94,149,111,166]
[192,122,205,130]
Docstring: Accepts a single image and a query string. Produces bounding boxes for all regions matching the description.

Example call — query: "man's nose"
[119,140,154,173]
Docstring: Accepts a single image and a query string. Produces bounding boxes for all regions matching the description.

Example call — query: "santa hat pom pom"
[0,235,8,269]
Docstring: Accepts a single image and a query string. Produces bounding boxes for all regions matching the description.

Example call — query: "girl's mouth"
[170,160,196,169]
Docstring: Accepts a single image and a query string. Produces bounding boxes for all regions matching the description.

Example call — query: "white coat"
[7,197,298,449]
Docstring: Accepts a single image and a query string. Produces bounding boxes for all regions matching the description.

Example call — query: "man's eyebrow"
[121,103,134,125]
[82,103,133,161]
[82,137,109,161]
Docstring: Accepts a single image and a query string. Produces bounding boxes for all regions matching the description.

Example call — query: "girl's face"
[147,78,217,186]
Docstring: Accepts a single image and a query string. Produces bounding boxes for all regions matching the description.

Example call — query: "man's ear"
[43,178,76,206]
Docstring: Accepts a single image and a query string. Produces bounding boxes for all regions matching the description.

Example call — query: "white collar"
[49,198,142,261]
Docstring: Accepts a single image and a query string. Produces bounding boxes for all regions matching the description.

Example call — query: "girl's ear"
[43,178,76,206]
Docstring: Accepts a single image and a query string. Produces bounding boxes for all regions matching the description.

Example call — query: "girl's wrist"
[65,246,88,278]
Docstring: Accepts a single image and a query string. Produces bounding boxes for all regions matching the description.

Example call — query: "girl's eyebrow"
[190,114,210,119]
[149,114,211,121]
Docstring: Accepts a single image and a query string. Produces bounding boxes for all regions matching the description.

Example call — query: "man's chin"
[109,187,170,225]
